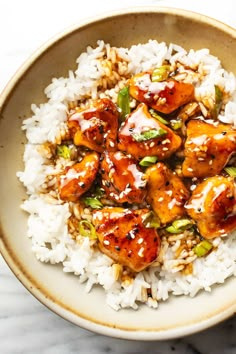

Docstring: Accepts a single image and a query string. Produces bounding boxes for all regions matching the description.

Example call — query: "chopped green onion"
[170,120,182,130]
[151,65,171,82]
[57,145,71,159]
[78,220,97,239]
[149,109,169,125]
[83,197,103,209]
[212,85,223,119]
[117,86,130,121]
[139,156,158,167]
[143,211,161,229]
[132,128,167,142]
[172,219,193,230]
[193,240,213,257]
[165,225,183,234]
[224,166,236,177]
[166,218,193,234]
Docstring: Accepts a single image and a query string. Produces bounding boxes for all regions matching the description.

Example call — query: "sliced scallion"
[132,128,167,142]
[139,156,158,167]
[78,220,97,239]
[83,197,103,209]
[172,219,193,230]
[165,225,183,234]
[117,86,130,121]
[57,145,71,159]
[212,85,223,119]
[193,240,213,257]
[170,120,182,130]
[151,65,171,82]
[224,166,236,177]
[143,211,161,229]
[166,218,193,234]
[149,109,169,125]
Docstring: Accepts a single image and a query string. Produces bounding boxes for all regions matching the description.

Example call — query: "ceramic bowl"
[0,7,236,340]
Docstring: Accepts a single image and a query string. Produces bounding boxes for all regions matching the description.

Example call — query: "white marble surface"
[0,0,236,353]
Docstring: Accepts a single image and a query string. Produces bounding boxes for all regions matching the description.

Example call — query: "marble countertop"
[0,1,236,353]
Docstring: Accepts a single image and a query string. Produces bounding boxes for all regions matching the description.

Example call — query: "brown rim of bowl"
[0,6,236,340]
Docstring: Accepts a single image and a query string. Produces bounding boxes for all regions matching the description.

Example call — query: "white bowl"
[0,7,236,340]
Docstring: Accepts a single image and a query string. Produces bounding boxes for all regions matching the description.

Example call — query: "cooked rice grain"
[18,40,236,310]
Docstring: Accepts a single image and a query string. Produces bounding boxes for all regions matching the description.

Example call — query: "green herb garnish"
[165,218,193,234]
[83,197,103,209]
[139,156,158,167]
[143,211,161,229]
[149,109,169,125]
[193,240,213,257]
[151,65,171,82]
[117,86,130,121]
[170,120,182,130]
[56,145,71,159]
[165,225,183,234]
[132,129,167,142]
[224,166,236,177]
[78,220,97,239]
[212,85,223,119]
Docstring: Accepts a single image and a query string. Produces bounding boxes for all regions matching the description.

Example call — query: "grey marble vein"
[1,256,236,354]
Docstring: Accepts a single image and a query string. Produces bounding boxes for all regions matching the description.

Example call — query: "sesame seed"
[190,184,196,191]
[162,139,171,145]
[109,141,115,147]
[209,159,213,165]
[137,238,144,244]
[129,230,136,239]
[104,240,110,245]
[187,167,193,172]
[138,247,144,258]
[158,197,164,202]
[163,147,168,151]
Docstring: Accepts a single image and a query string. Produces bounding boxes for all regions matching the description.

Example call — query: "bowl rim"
[1,6,236,341]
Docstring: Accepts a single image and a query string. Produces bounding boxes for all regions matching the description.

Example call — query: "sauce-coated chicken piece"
[101,151,147,204]
[68,98,119,153]
[129,72,195,114]
[58,152,99,202]
[93,207,160,272]
[182,120,236,178]
[118,103,182,159]
[186,176,236,239]
[145,162,190,224]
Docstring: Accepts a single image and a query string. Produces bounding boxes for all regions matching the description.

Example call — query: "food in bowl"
[17,39,236,311]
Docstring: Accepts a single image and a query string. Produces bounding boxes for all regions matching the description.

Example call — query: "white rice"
[17,40,236,310]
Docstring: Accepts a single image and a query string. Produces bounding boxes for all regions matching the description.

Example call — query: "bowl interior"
[1,7,236,340]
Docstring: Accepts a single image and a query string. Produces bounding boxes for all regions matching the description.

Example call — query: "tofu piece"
[93,207,160,272]
[146,162,190,224]
[186,176,236,238]
[183,120,236,178]
[118,103,181,159]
